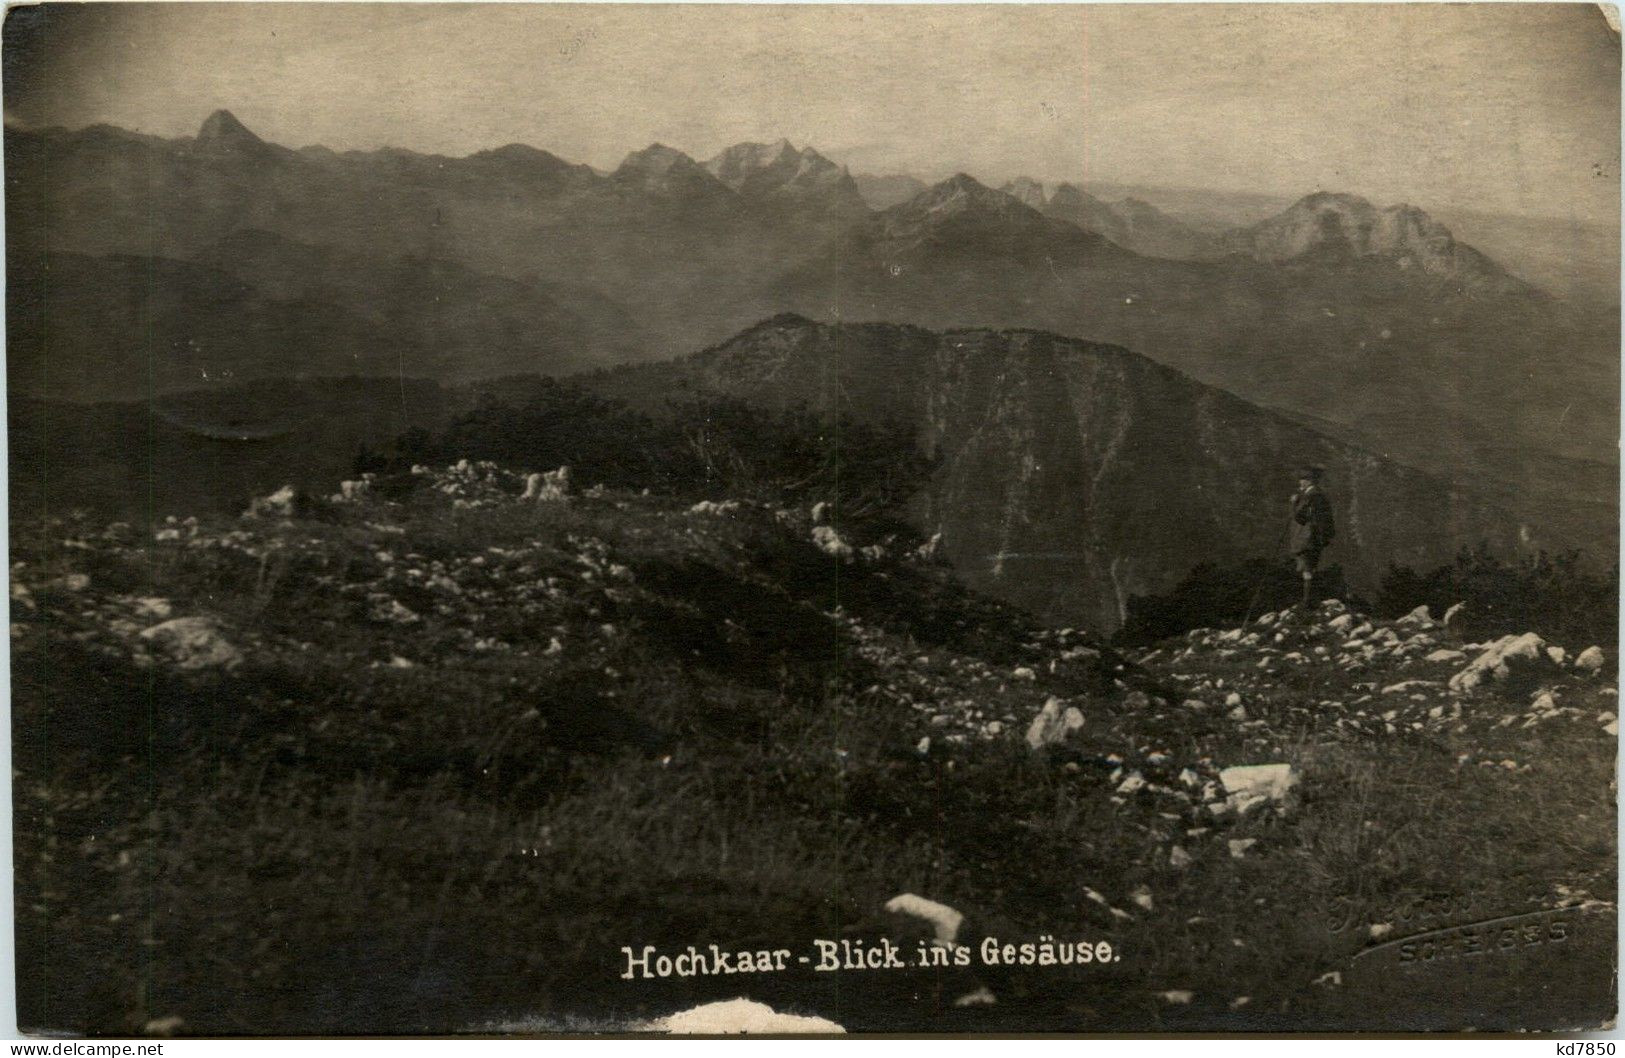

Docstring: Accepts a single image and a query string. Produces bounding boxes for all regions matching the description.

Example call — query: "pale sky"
[4,3,1619,224]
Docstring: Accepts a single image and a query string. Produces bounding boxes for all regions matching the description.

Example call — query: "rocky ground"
[11,462,1617,1034]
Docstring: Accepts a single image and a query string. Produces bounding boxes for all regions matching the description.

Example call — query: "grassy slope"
[11,465,1616,1034]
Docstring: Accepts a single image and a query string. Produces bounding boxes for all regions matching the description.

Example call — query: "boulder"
[1025,696,1085,750]
[1425,648,1466,664]
[1397,605,1434,627]
[1216,763,1298,817]
[884,893,965,945]
[331,475,374,504]
[811,525,854,562]
[1575,646,1607,673]
[244,484,300,519]
[138,617,243,671]
[521,466,572,503]
[1448,633,1552,693]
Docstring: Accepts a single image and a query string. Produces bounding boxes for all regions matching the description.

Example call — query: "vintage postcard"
[3,1,1618,1036]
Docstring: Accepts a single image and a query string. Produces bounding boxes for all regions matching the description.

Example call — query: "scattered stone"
[1448,633,1551,693]
[1425,648,1465,664]
[689,499,741,517]
[1169,845,1193,869]
[522,466,572,503]
[811,525,854,562]
[1576,646,1606,673]
[133,597,173,620]
[953,987,996,1008]
[1216,763,1298,817]
[1547,646,1567,666]
[884,893,965,945]
[1024,696,1085,750]
[1159,990,1194,1005]
[244,484,300,519]
[368,596,420,625]
[1227,838,1258,859]
[1397,605,1434,626]
[138,617,243,671]
[1129,885,1154,912]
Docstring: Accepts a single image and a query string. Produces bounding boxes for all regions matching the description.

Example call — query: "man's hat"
[1297,465,1325,481]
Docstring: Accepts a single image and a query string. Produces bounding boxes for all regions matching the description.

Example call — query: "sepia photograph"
[2,0,1619,1037]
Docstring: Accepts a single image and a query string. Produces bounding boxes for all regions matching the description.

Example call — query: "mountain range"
[6,111,1617,555]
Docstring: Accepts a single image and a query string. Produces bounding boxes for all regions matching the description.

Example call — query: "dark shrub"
[1376,545,1617,650]
[1113,558,1356,647]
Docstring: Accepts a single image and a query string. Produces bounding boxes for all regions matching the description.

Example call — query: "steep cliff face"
[676,316,1528,629]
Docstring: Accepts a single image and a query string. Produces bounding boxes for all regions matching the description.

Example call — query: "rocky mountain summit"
[1225,192,1531,293]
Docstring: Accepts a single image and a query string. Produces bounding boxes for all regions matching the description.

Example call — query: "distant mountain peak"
[611,143,730,201]
[703,139,863,212]
[617,143,698,174]
[1233,191,1527,291]
[196,109,263,147]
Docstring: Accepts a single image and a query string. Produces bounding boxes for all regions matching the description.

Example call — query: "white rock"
[521,466,572,503]
[1012,666,1036,681]
[244,484,299,519]
[1576,646,1606,673]
[1025,697,1084,750]
[1129,885,1155,912]
[811,525,854,562]
[658,999,843,1034]
[689,499,741,516]
[884,893,965,944]
[133,597,173,620]
[1547,646,1567,666]
[1218,763,1299,817]
[1369,923,1393,940]
[1425,648,1466,664]
[1169,845,1193,868]
[915,736,931,755]
[1228,838,1258,859]
[1448,633,1549,693]
[1398,605,1434,626]
[1442,602,1466,628]
[1159,990,1194,1005]
[953,987,996,1007]
[138,617,243,672]
[810,501,832,525]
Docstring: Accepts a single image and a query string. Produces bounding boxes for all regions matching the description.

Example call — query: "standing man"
[1289,466,1336,608]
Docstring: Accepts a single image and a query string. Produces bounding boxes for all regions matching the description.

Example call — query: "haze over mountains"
[7,111,1617,570]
